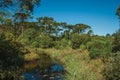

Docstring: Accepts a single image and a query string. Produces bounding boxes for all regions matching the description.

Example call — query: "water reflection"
[23,52,64,80]
[23,63,64,80]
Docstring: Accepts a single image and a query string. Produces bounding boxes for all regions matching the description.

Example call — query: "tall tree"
[13,13,32,37]
[73,24,91,34]
[112,5,120,52]
[0,0,12,8]
[116,5,120,27]
[0,12,10,25]
[63,24,73,40]
[37,17,60,36]
[112,29,120,52]
[0,0,41,34]
[0,0,40,12]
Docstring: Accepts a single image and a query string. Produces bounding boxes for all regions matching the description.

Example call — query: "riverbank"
[24,47,105,80]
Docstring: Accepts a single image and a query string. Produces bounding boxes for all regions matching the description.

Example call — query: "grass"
[24,53,39,61]
[24,47,105,80]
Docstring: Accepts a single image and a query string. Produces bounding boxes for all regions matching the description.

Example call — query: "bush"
[54,39,69,49]
[4,31,15,41]
[88,39,112,59]
[112,29,120,53]
[31,41,39,47]
[0,40,24,70]
[0,39,24,79]
[19,28,37,46]
[80,44,87,50]
[103,53,120,80]
[89,49,101,59]
[0,31,5,40]
[71,34,81,49]
[39,35,53,48]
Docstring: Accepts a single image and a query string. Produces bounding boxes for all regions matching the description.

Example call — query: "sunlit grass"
[24,48,105,80]
[24,53,39,61]
[35,48,105,80]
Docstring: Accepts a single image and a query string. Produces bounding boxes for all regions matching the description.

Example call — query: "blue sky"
[33,0,120,35]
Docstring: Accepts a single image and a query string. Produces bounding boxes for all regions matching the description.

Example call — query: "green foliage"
[71,34,91,49]
[39,35,53,48]
[116,5,120,19]
[88,38,112,59]
[54,39,69,49]
[0,14,117,79]
[4,30,15,41]
[20,38,30,45]
[80,34,91,44]
[37,16,60,36]
[0,28,17,41]
[24,28,36,37]
[0,0,41,15]
[112,29,120,53]
[1,0,119,79]
[89,48,102,59]
[43,48,105,80]
[103,52,120,80]
[19,28,37,45]
[0,40,24,70]
[31,41,39,47]
[5,18,12,26]
[72,24,91,34]
[71,33,81,49]
[0,70,23,80]
[0,39,24,80]
[0,31,5,40]
[80,44,87,50]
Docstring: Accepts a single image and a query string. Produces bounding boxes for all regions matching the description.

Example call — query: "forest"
[0,0,120,80]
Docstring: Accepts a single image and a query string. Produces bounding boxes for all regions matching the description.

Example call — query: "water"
[23,63,64,80]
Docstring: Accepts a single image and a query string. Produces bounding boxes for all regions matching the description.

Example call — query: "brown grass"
[23,47,105,80]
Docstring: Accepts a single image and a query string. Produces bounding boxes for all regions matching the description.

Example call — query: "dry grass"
[24,53,39,61]
[24,48,105,80]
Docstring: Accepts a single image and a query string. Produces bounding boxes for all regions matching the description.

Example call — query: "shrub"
[0,40,24,70]
[103,52,120,80]
[89,49,101,59]
[0,39,24,79]
[71,34,81,49]
[31,41,39,47]
[4,31,15,41]
[54,39,69,49]
[80,44,87,50]
[0,31,5,40]
[19,28,37,46]
[88,39,112,59]
[112,29,120,53]
[39,35,53,48]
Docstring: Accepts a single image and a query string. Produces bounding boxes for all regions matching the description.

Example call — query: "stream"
[22,63,64,80]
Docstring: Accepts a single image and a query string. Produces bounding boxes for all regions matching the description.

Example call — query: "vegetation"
[0,38,24,80]
[103,52,120,80]
[0,1,120,80]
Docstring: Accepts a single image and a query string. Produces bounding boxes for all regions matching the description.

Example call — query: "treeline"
[0,18,120,79]
[0,0,120,79]
[1,16,92,48]
[0,15,120,57]
[0,5,120,79]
